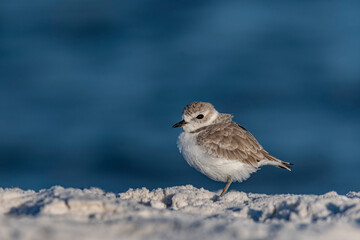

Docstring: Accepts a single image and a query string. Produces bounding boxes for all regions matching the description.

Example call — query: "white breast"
[177,132,257,183]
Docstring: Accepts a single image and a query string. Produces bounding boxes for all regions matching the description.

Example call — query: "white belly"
[177,132,257,183]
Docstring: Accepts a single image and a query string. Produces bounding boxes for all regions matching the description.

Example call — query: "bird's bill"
[172,120,186,128]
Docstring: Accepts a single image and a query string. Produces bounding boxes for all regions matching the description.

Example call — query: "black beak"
[172,120,186,128]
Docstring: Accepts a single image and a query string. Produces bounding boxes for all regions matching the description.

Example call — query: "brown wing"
[196,122,266,167]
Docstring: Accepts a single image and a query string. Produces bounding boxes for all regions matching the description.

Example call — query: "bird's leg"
[220,177,233,196]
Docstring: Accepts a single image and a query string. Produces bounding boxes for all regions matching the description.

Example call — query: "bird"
[172,102,293,196]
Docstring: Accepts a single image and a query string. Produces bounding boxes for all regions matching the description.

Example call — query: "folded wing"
[197,122,264,167]
[197,122,293,170]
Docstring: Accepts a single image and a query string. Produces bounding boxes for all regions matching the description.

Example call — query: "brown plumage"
[196,117,293,171]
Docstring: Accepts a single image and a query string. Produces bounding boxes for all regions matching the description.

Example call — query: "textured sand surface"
[0,185,359,240]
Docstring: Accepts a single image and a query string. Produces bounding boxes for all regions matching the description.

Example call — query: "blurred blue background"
[1,0,359,194]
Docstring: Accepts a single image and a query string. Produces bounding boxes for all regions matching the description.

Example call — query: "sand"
[0,185,359,240]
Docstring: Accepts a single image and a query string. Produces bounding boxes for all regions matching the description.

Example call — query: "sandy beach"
[1,185,359,240]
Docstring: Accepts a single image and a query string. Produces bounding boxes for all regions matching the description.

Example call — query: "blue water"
[0,0,359,194]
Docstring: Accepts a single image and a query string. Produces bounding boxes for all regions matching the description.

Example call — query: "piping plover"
[173,102,293,196]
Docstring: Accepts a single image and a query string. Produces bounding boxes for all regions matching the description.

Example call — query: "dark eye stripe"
[196,114,204,119]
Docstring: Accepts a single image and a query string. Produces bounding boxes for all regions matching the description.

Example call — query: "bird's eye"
[196,114,204,119]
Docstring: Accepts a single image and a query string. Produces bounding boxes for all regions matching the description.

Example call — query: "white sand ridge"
[0,185,359,240]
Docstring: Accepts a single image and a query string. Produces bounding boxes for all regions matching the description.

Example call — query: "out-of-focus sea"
[0,1,359,194]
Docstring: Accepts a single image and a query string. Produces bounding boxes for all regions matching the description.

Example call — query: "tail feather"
[261,151,293,171]
[276,161,293,171]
